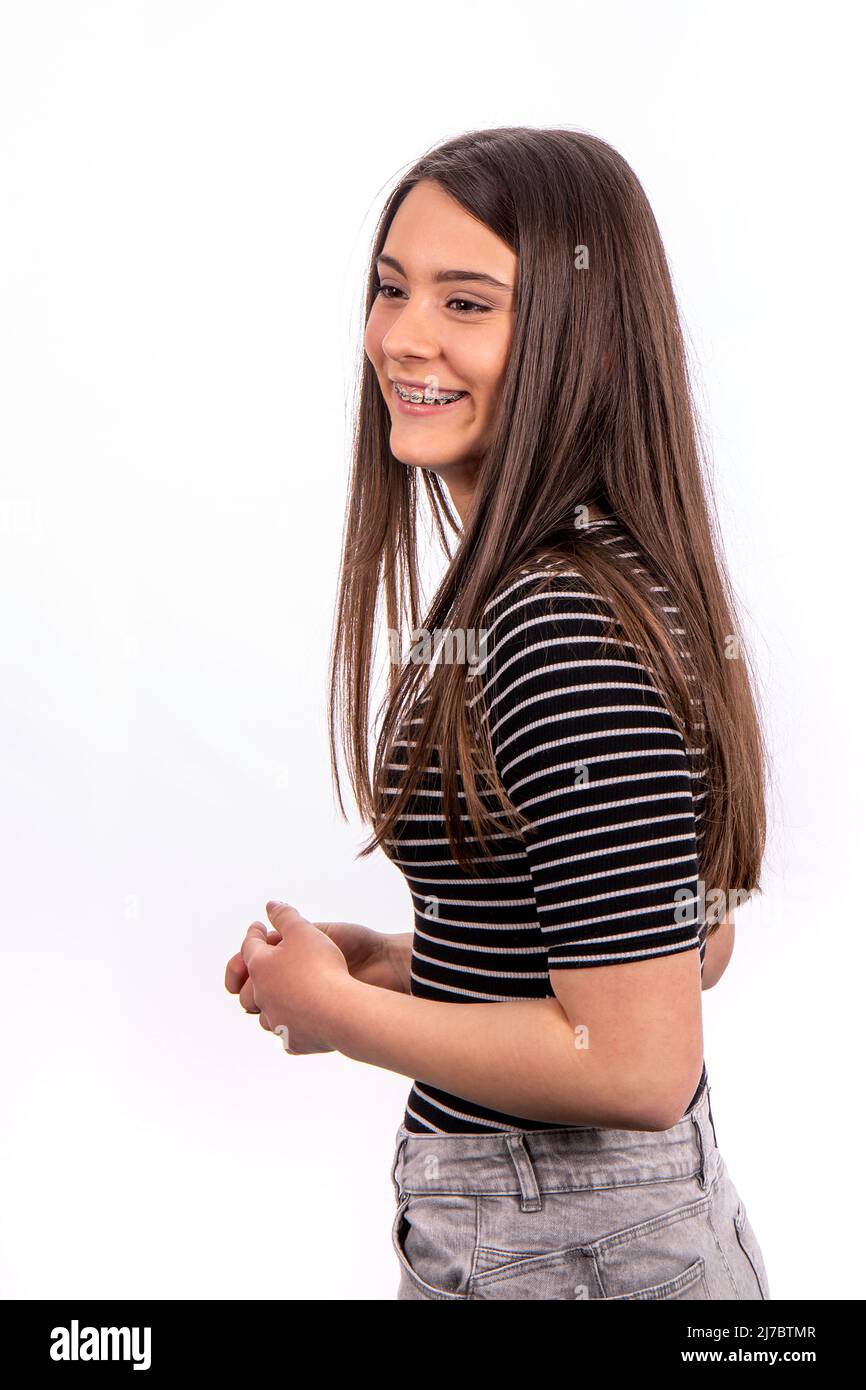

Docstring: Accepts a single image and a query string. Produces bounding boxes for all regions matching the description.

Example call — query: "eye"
[375,283,491,314]
[446,297,491,315]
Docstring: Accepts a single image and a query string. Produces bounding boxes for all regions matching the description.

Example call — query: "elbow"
[596,1054,706,1134]
[639,1102,696,1133]
[637,1063,706,1132]
[561,1079,703,1133]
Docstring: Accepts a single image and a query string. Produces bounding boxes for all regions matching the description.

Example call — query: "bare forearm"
[324,975,669,1130]
[383,932,414,992]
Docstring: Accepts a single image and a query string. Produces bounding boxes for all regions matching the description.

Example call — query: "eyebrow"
[376,253,514,293]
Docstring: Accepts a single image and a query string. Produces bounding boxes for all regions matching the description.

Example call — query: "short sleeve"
[476,569,703,970]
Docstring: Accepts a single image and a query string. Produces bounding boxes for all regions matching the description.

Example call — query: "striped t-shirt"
[382,516,708,1134]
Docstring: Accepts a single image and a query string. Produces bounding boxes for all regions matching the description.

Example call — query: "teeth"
[393,381,465,405]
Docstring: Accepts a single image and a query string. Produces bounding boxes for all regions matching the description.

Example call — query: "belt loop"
[700,1085,721,1188]
[706,1084,720,1152]
[690,1109,708,1191]
[505,1133,542,1212]
[390,1129,408,1203]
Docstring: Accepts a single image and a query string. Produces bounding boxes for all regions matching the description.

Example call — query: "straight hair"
[328,127,766,927]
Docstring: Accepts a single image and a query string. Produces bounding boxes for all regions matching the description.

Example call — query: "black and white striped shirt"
[383,516,708,1133]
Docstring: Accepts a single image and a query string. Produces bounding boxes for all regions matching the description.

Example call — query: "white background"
[1,0,863,1300]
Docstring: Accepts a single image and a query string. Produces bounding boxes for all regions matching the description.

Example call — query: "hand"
[225,919,411,1000]
[225,901,351,1054]
[314,922,412,992]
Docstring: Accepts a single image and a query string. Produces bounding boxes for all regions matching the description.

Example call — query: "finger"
[225,951,248,994]
[258,1012,272,1032]
[225,924,281,989]
[265,901,304,938]
[241,921,270,969]
[239,977,259,1013]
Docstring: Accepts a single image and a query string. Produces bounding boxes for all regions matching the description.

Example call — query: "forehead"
[381,179,517,282]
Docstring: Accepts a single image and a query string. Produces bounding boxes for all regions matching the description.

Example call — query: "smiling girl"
[226,127,770,1301]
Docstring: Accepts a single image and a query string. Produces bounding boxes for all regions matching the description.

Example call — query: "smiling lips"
[392,379,468,406]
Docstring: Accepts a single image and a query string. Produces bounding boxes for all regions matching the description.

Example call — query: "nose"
[380,294,440,366]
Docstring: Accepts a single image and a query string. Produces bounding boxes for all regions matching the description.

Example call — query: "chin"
[390,435,471,470]
[392,453,446,473]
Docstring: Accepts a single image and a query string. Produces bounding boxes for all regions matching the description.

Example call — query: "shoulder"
[472,570,638,751]
[482,563,608,627]
[470,535,669,747]
[479,519,635,644]
[477,559,619,689]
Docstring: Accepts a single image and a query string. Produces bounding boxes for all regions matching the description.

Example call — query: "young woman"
[225,127,771,1301]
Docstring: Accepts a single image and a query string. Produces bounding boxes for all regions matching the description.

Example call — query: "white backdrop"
[1,0,863,1300]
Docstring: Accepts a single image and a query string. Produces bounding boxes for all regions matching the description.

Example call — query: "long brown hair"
[328,127,766,929]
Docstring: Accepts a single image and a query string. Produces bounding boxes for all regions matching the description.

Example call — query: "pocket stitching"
[469,1241,595,1290]
[586,1191,712,1256]
[469,1192,713,1291]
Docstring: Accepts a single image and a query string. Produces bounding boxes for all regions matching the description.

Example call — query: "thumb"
[265,900,304,938]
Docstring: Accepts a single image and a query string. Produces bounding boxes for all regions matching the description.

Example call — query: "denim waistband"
[390,1085,721,1210]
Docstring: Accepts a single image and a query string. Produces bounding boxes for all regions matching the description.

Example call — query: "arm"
[242,577,706,1130]
[701,913,735,989]
[382,931,413,992]
[323,946,703,1132]
[315,922,414,993]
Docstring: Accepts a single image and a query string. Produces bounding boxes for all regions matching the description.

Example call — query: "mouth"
[390,378,470,411]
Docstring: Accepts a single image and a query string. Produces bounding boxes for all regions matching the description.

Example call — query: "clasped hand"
[224,901,350,1054]
[224,904,408,1054]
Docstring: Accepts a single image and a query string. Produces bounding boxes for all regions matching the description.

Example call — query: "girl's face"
[365,179,518,517]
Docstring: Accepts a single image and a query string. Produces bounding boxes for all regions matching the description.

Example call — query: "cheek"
[364,309,386,368]
[452,329,512,404]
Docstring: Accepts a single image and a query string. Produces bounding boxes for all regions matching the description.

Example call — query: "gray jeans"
[389,1086,769,1300]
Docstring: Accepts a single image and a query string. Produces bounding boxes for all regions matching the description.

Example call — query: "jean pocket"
[585,1191,716,1300]
[467,1194,715,1301]
[469,1241,602,1300]
[600,1257,709,1300]
[734,1199,769,1300]
[391,1194,473,1300]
